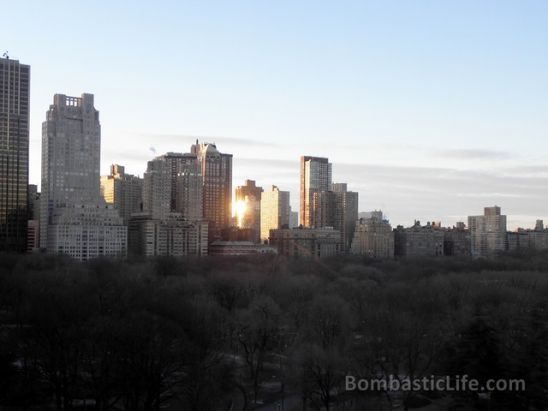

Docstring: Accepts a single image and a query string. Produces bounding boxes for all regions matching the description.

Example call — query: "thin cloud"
[436,148,514,160]
[237,157,296,168]
[126,132,279,147]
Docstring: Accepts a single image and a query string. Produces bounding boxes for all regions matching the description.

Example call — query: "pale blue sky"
[3,0,548,228]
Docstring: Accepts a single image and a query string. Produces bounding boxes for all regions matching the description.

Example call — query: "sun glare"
[235,200,247,227]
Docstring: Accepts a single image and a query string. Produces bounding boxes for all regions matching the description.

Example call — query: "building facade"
[40,93,126,260]
[143,152,201,220]
[394,221,445,257]
[507,220,548,252]
[235,179,263,243]
[300,156,332,228]
[26,184,40,252]
[468,206,507,257]
[191,141,232,241]
[128,213,208,257]
[443,222,471,257]
[312,183,358,252]
[0,57,30,252]
[289,210,299,228]
[260,185,290,242]
[350,213,394,259]
[101,164,143,224]
[269,227,342,258]
[47,205,127,260]
[209,240,276,256]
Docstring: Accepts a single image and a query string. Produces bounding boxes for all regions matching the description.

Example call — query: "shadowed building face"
[300,156,331,228]
[0,57,30,252]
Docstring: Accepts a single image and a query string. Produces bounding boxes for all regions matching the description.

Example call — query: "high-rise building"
[27,184,40,252]
[331,183,358,252]
[142,152,201,220]
[311,183,358,252]
[289,210,299,228]
[41,94,126,260]
[300,156,331,228]
[134,152,206,256]
[468,206,507,257]
[191,141,232,240]
[101,164,143,224]
[235,179,263,243]
[260,185,290,242]
[350,212,394,258]
[0,57,30,252]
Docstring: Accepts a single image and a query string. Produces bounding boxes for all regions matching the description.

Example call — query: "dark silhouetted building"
[0,57,30,252]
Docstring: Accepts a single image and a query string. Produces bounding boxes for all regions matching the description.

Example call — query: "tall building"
[350,212,394,259]
[27,184,40,252]
[101,164,143,224]
[289,210,299,228]
[134,152,206,256]
[468,206,507,257]
[191,141,232,240]
[331,183,358,252]
[300,156,331,228]
[0,57,30,252]
[311,183,358,252]
[142,152,201,220]
[260,185,290,242]
[41,94,126,260]
[235,179,263,243]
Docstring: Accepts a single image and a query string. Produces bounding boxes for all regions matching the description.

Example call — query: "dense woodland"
[1,252,548,411]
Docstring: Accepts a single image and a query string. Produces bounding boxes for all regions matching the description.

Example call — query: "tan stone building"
[350,213,394,258]
[101,164,143,224]
[260,185,290,242]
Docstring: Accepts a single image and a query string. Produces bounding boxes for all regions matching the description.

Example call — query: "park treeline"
[1,252,548,411]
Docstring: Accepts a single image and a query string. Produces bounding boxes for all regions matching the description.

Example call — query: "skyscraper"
[142,152,201,220]
[235,179,263,243]
[330,183,359,251]
[468,206,508,257]
[129,151,207,257]
[27,184,40,252]
[41,94,126,260]
[191,141,232,240]
[0,57,30,252]
[311,184,359,252]
[101,164,143,224]
[300,156,331,228]
[260,185,290,242]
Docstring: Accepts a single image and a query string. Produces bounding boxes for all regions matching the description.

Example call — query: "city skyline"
[3,1,548,229]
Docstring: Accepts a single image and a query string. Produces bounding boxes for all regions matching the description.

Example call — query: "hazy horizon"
[3,0,548,229]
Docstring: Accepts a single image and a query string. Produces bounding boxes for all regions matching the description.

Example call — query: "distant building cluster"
[2,56,547,260]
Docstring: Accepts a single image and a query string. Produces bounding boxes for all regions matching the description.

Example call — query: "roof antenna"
[2,51,9,59]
